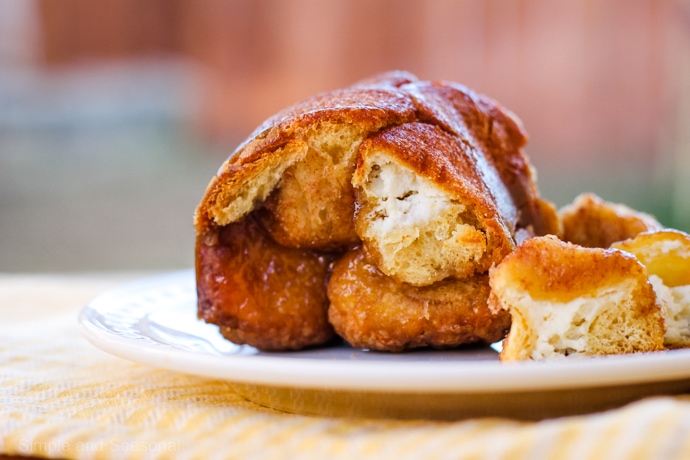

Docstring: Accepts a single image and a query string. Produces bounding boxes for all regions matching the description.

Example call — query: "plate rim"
[78,269,690,394]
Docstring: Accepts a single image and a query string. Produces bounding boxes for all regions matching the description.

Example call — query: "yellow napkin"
[2,273,690,460]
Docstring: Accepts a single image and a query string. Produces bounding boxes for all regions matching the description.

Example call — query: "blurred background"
[1,0,689,272]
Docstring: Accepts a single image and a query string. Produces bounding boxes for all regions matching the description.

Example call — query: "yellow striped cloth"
[2,273,690,460]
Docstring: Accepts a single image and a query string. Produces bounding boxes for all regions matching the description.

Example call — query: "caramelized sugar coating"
[612,229,690,288]
[559,193,662,248]
[196,216,336,351]
[327,248,510,352]
[489,235,665,361]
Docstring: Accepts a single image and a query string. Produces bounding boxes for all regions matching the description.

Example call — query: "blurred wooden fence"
[37,0,690,174]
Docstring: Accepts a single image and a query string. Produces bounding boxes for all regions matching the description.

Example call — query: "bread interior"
[357,153,487,286]
[502,279,656,359]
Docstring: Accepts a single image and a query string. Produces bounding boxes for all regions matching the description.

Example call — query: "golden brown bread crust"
[327,248,510,352]
[253,126,361,250]
[194,71,557,351]
[196,216,336,350]
[491,235,646,303]
[559,193,662,248]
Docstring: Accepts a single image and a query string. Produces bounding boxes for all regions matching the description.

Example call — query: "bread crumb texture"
[355,153,486,286]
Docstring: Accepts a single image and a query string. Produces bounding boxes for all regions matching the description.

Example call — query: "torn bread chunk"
[254,122,369,249]
[559,193,662,248]
[612,230,690,348]
[196,215,337,351]
[353,122,516,286]
[489,235,665,361]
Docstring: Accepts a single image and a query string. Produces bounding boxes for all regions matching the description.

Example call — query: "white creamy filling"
[509,282,633,360]
[648,239,688,255]
[649,274,690,345]
[366,158,459,237]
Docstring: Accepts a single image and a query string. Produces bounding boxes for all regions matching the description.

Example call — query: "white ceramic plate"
[79,270,690,420]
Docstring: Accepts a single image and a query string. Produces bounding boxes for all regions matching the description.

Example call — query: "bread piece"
[196,215,336,351]
[559,193,662,248]
[489,235,665,360]
[327,247,510,352]
[612,230,690,348]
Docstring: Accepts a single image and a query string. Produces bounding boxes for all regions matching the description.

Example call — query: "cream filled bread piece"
[489,235,665,360]
[353,122,518,286]
[613,230,690,349]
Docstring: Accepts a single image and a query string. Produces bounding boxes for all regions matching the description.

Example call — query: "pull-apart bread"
[195,71,558,351]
